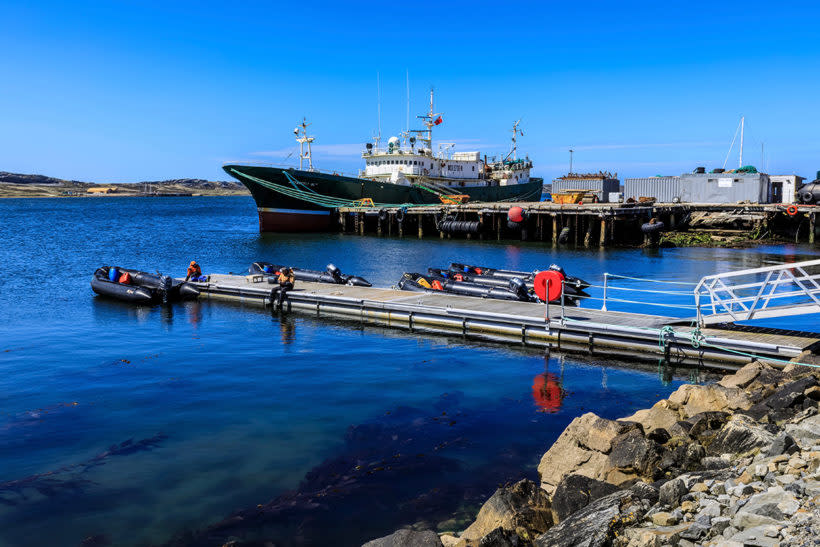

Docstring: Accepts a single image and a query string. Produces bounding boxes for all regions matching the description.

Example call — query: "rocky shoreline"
[363,356,820,547]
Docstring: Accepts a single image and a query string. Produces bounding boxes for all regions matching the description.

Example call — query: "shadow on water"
[163,352,708,547]
[0,434,167,508]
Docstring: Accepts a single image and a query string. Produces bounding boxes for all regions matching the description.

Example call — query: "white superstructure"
[360,89,533,188]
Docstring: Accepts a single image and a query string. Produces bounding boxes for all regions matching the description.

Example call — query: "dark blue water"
[0,197,817,547]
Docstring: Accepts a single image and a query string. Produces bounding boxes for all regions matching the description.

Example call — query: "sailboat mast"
[739,116,745,168]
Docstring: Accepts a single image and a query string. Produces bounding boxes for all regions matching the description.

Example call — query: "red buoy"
[507,206,525,223]
[534,270,565,302]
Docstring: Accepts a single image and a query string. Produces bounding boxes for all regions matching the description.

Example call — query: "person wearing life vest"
[185,261,202,282]
[274,267,295,309]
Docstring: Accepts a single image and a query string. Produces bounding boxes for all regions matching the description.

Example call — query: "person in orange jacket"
[185,261,202,282]
[273,267,295,309]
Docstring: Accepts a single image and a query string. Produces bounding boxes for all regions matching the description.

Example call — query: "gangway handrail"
[694,259,820,326]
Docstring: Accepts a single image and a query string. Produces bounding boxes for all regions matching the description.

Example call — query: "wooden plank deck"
[193,274,820,369]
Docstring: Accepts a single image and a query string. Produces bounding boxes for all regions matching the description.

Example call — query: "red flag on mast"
[434,116,443,125]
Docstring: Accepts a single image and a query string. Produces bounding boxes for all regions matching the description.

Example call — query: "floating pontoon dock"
[191,260,820,370]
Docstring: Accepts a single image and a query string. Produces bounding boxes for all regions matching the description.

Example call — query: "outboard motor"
[326,263,342,282]
[158,274,173,304]
[548,264,566,276]
[509,277,529,301]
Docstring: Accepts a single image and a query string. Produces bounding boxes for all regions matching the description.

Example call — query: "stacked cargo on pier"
[551,172,620,203]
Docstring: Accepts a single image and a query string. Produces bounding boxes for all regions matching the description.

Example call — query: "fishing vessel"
[223,89,542,232]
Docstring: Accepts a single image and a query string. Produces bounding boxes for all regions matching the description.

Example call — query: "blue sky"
[2,1,819,183]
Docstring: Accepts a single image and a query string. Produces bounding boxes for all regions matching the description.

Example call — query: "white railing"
[694,259,820,326]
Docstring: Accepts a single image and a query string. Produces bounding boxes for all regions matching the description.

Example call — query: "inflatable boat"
[448,263,591,294]
[91,266,200,304]
[249,262,372,287]
[397,272,535,302]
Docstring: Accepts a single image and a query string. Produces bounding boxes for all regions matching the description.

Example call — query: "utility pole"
[569,149,574,174]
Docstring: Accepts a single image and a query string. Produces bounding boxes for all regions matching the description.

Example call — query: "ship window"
[472,166,475,171]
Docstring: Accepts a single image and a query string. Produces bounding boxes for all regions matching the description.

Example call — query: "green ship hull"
[224,164,543,232]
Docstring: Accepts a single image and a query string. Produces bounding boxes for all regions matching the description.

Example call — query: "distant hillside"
[0,171,249,197]
[0,172,82,185]
[0,171,241,189]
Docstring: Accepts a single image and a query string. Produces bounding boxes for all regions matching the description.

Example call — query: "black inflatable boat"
[249,262,372,287]
[397,272,535,302]
[91,266,200,304]
[448,262,591,295]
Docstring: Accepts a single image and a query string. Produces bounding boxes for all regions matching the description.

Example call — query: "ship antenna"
[406,69,410,136]
[376,72,382,150]
[294,118,315,171]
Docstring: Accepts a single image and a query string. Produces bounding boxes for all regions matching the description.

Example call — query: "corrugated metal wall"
[552,178,620,202]
[680,174,769,204]
[623,177,682,203]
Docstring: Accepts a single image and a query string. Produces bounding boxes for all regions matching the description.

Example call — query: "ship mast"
[294,118,315,171]
[412,87,441,153]
[504,119,523,162]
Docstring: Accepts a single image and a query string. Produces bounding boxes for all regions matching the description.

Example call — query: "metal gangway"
[694,259,820,326]
[563,259,820,328]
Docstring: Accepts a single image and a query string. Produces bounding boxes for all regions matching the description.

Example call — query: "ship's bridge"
[362,143,484,184]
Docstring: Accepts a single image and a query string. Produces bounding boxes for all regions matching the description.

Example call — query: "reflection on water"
[531,355,565,413]
[0,198,817,546]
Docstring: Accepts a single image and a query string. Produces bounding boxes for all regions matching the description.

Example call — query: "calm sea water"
[1,196,817,547]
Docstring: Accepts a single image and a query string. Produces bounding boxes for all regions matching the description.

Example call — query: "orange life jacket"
[187,265,201,277]
[119,272,132,284]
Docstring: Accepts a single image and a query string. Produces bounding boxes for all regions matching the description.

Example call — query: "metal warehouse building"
[624,170,780,204]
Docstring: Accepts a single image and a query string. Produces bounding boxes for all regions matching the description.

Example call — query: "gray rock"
[729,525,781,547]
[703,456,731,470]
[534,488,653,547]
[699,500,722,518]
[765,432,798,457]
[460,479,552,542]
[710,481,727,495]
[679,522,708,541]
[361,529,443,547]
[740,486,798,520]
[550,474,618,522]
[709,415,775,457]
[731,510,780,529]
[477,527,520,547]
[785,414,820,450]
[607,428,665,478]
[659,478,687,508]
[712,515,732,535]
